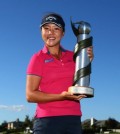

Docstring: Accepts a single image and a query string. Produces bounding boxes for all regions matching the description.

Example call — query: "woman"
[26,12,94,134]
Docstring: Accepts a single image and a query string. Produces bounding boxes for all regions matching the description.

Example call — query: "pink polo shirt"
[27,45,82,118]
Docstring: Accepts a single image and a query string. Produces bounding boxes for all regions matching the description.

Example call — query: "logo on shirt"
[44,58,54,63]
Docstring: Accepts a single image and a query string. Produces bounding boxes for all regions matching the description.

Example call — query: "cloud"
[0,105,27,112]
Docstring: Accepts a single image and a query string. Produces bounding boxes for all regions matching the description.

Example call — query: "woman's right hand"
[61,91,86,101]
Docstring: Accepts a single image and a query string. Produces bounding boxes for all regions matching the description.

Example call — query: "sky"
[0,0,120,124]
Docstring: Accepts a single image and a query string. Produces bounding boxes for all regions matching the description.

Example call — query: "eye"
[44,27,49,30]
[54,27,61,31]
[55,27,59,30]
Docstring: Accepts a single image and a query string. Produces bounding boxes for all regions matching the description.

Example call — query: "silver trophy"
[68,19,94,97]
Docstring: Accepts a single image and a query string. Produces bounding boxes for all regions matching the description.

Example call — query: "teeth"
[48,37,55,39]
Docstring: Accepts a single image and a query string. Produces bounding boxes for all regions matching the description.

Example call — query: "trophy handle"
[70,17,79,37]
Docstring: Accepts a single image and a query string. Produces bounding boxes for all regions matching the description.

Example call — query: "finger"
[75,95,87,100]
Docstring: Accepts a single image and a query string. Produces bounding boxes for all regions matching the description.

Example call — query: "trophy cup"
[68,19,94,97]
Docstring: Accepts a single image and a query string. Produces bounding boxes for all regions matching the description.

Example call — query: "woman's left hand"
[87,46,94,62]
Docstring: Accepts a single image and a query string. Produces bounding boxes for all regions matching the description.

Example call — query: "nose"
[48,28,54,34]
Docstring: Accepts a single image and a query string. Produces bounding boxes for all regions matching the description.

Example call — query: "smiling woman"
[26,12,94,134]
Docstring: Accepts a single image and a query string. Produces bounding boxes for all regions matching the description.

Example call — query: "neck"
[48,46,62,60]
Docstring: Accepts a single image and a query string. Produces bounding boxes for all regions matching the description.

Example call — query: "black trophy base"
[68,86,94,98]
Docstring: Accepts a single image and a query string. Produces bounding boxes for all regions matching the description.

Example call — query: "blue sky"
[0,0,120,124]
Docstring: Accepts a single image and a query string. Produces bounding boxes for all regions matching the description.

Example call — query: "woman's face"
[41,23,64,48]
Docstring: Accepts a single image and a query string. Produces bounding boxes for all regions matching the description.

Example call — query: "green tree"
[23,115,32,129]
[105,117,119,129]
[0,120,7,131]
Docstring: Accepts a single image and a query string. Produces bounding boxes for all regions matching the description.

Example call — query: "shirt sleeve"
[26,53,43,77]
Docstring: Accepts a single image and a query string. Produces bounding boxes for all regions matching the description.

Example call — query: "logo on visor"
[46,16,57,21]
